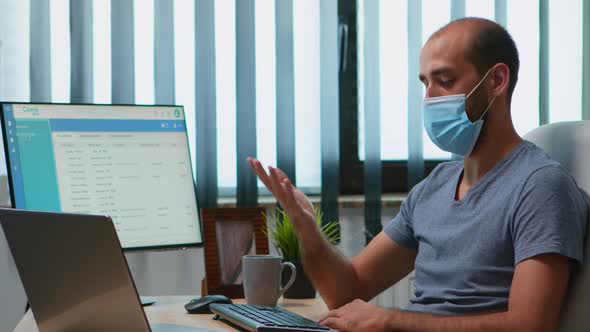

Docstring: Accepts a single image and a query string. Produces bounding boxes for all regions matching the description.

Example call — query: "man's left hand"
[319,299,395,332]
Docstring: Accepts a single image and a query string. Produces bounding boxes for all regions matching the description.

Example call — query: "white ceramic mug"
[242,255,296,306]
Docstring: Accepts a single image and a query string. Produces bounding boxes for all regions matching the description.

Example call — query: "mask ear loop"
[466,68,493,99]
[477,95,497,121]
[466,67,496,122]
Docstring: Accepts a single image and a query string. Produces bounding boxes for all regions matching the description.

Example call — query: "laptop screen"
[1,103,202,250]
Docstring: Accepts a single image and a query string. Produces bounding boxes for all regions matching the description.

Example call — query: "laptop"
[0,208,218,332]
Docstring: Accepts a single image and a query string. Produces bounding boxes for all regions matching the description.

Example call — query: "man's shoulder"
[514,142,585,205]
[430,160,463,178]
[518,140,561,167]
[514,141,571,184]
[522,164,579,197]
[483,140,561,186]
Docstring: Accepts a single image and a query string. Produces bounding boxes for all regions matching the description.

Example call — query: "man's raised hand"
[246,157,315,232]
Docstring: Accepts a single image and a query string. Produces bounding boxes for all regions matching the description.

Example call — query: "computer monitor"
[0,103,202,250]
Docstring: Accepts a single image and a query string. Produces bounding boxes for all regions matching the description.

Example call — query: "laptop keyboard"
[221,304,331,331]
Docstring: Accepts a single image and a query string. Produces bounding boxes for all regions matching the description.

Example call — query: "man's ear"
[490,63,510,97]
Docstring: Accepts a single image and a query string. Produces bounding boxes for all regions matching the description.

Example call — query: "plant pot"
[281,261,316,299]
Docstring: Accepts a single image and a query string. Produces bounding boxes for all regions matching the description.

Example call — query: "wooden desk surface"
[14,296,330,332]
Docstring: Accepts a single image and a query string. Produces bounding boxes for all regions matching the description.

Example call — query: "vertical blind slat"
[154,0,175,105]
[30,0,52,102]
[538,0,549,125]
[275,0,296,184]
[320,0,340,228]
[583,0,590,120]
[450,0,465,161]
[362,0,382,242]
[407,0,424,191]
[235,0,258,207]
[111,0,135,104]
[451,0,466,20]
[495,0,507,27]
[195,0,218,208]
[70,0,93,103]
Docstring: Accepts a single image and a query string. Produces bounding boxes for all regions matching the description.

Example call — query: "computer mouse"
[184,294,233,314]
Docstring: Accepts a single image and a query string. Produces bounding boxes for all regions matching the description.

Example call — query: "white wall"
[0,206,412,332]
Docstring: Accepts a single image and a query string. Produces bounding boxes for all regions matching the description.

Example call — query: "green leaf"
[264,206,340,262]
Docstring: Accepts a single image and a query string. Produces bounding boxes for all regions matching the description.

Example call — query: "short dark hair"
[440,18,520,100]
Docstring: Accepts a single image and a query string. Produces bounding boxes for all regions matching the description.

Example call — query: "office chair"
[524,121,590,332]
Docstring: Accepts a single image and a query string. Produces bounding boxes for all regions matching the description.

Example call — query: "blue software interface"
[1,103,202,249]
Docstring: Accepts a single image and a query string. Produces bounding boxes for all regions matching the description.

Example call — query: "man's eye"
[441,79,454,87]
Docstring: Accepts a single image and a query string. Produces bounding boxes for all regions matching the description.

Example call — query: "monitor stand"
[140,296,156,306]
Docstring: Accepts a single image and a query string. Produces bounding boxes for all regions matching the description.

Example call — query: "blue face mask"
[423,69,496,156]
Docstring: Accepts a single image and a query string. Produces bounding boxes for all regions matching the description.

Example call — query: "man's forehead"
[420,29,471,75]
[419,62,456,79]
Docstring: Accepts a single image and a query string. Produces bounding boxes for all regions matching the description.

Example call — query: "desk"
[13,296,329,332]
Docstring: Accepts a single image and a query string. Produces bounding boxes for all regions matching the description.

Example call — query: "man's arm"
[302,231,416,309]
[320,253,572,332]
[246,158,416,309]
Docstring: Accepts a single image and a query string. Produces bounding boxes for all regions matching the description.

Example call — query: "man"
[248,17,587,331]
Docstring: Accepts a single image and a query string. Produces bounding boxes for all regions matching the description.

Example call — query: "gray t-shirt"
[384,140,588,315]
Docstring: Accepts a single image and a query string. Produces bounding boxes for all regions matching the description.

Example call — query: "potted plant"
[264,207,340,299]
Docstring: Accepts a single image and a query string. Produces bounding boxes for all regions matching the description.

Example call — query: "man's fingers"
[281,179,304,220]
[246,158,274,190]
[319,311,349,331]
[318,309,340,323]
[279,181,301,220]
[246,158,268,182]
[249,161,306,223]
[273,167,291,182]
[319,317,348,331]
[269,166,287,196]
[268,167,294,206]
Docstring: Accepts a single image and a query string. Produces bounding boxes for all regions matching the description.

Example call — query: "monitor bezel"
[0,101,204,251]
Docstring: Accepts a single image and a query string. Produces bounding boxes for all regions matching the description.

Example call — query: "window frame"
[338,0,444,195]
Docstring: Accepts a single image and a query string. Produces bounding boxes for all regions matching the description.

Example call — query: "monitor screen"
[0,103,202,250]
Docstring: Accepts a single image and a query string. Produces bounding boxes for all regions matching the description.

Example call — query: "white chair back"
[524,121,590,331]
